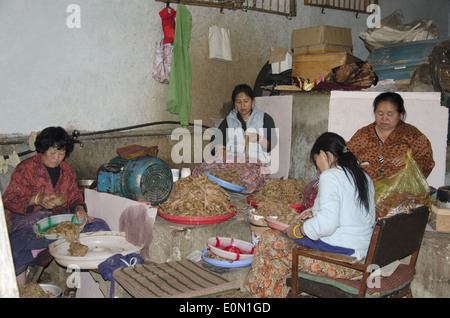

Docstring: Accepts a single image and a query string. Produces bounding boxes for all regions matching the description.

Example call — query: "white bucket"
[181,168,191,178]
[40,284,62,298]
[248,209,269,245]
[171,169,180,182]
[250,223,269,246]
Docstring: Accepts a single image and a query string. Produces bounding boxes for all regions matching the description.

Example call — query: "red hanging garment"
[159,7,176,44]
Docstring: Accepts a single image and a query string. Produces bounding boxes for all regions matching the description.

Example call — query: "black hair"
[373,92,406,118]
[310,132,371,212]
[231,84,255,104]
[35,126,74,155]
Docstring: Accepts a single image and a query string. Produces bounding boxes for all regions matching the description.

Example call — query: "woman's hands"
[298,207,313,220]
[215,133,269,162]
[215,145,228,162]
[33,193,93,222]
[33,193,65,210]
[283,208,313,239]
[284,224,301,239]
[75,205,93,222]
[391,155,405,167]
[245,133,259,143]
[246,133,269,149]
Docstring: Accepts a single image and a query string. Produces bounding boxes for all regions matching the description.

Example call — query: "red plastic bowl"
[157,205,237,225]
[247,195,302,212]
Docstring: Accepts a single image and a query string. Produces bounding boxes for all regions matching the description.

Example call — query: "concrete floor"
[37,188,448,299]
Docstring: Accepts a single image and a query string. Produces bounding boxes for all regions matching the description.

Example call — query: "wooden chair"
[289,205,429,298]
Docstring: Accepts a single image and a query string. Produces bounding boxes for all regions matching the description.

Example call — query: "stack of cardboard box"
[291,25,361,81]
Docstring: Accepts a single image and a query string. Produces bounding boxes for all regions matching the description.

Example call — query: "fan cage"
[140,164,173,205]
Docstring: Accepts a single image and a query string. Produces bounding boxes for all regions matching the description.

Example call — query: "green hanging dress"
[166,4,192,128]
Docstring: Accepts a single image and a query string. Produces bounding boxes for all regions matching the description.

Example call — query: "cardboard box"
[431,205,450,233]
[292,52,362,80]
[292,25,353,54]
[270,46,292,74]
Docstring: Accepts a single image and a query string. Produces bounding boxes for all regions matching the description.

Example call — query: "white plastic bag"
[209,26,232,62]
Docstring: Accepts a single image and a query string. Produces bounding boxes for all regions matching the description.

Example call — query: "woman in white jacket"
[244,132,375,298]
[192,84,276,193]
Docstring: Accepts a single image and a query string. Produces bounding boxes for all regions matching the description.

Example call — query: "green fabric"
[297,271,414,298]
[166,4,192,128]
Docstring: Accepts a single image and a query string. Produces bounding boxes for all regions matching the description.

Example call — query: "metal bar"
[155,0,296,17]
[155,0,243,10]
[304,0,377,13]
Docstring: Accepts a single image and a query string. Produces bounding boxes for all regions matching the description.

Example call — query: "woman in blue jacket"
[244,132,375,298]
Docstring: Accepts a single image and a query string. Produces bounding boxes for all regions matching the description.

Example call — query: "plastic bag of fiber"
[98,253,144,298]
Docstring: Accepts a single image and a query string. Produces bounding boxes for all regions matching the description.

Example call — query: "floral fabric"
[192,154,271,194]
[152,33,173,84]
[243,229,360,298]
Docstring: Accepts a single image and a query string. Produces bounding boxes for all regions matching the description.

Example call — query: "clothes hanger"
[166,1,171,13]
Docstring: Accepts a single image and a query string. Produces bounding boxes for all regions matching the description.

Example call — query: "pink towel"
[119,205,155,260]
[31,248,47,258]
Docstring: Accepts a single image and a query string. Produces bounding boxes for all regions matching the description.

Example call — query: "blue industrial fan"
[97,156,173,205]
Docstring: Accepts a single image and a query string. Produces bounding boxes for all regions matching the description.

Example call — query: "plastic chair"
[289,205,429,298]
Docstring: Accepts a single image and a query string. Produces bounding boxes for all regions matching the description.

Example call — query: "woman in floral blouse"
[347,92,435,182]
[3,126,109,285]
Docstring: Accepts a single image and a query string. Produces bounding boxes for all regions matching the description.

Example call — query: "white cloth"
[7,153,20,168]
[0,156,7,174]
[303,167,376,260]
[28,131,39,151]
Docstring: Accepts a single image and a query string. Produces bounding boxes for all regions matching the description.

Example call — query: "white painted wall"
[0,0,448,136]
[1,0,163,135]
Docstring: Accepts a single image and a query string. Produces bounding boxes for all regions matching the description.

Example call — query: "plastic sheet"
[374,149,431,218]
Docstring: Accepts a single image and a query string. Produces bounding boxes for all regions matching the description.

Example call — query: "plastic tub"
[201,248,252,268]
[33,214,86,240]
[158,205,237,225]
[207,237,254,261]
[40,284,62,298]
[204,171,246,192]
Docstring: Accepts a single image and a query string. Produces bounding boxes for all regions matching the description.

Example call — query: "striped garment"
[113,259,238,298]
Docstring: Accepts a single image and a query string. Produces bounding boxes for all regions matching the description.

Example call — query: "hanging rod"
[155,0,297,18]
[156,0,245,11]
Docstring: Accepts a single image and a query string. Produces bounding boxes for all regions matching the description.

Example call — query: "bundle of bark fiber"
[159,174,233,217]
[252,178,307,205]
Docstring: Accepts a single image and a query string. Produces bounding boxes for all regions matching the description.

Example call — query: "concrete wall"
[412,230,450,298]
[288,92,330,182]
